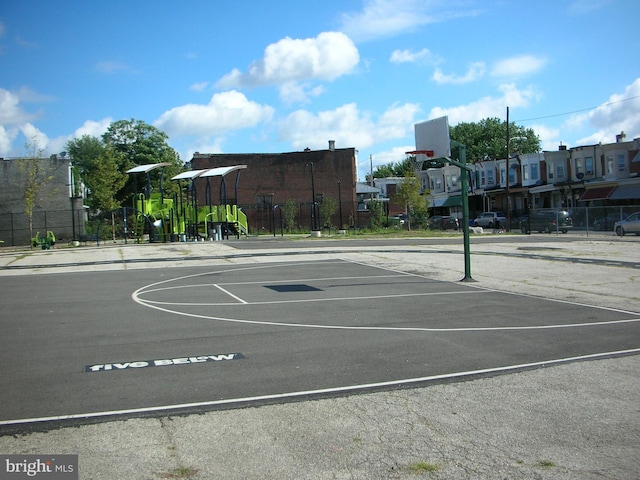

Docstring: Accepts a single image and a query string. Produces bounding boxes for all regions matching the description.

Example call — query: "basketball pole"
[407,142,474,282]
[450,140,474,282]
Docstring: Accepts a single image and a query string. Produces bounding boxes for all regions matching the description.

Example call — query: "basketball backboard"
[413,116,451,162]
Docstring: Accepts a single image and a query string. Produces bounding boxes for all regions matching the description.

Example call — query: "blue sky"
[1,0,639,181]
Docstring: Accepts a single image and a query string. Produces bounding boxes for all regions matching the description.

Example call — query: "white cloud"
[428,83,540,125]
[94,61,139,74]
[432,62,486,85]
[154,90,274,138]
[43,118,113,155]
[278,82,325,105]
[19,123,49,150]
[190,82,210,92]
[217,32,359,90]
[390,48,440,64]
[364,145,416,176]
[572,77,640,145]
[340,0,479,42]
[529,123,562,151]
[0,88,38,124]
[568,0,612,15]
[491,55,547,78]
[279,102,420,151]
[0,87,45,154]
[0,125,19,156]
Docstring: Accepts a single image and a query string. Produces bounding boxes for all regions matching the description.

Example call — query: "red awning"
[578,186,616,201]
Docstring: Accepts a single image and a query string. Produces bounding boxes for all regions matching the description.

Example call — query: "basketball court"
[1,256,638,430]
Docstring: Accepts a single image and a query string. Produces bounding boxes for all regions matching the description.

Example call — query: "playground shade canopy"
[199,165,247,178]
[126,163,172,174]
[171,165,248,180]
[171,170,209,180]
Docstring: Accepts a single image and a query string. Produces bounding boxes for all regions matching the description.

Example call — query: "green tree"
[101,119,183,204]
[319,196,338,228]
[449,117,540,162]
[283,199,298,233]
[371,157,416,180]
[18,139,56,245]
[368,199,385,229]
[88,149,128,213]
[394,172,428,231]
[66,135,128,212]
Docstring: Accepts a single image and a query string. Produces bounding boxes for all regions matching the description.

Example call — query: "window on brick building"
[585,157,594,175]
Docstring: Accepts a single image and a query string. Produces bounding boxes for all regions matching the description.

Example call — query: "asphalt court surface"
[1,257,639,429]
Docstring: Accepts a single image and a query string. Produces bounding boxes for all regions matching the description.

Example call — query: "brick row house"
[417,134,640,226]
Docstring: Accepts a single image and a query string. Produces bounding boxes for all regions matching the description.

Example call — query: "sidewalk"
[1,237,639,479]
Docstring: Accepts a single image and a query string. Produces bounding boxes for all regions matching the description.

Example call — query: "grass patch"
[538,460,556,468]
[158,466,199,478]
[407,461,440,473]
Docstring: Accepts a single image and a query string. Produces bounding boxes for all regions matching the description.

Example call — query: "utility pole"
[506,106,511,232]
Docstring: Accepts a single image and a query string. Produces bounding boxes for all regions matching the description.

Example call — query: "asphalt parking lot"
[0,234,638,479]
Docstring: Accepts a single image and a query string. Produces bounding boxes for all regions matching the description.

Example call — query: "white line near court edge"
[213,284,248,304]
[2,348,638,427]
[131,259,640,331]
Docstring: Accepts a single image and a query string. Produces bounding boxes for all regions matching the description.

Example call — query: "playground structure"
[98,163,249,245]
[31,231,56,250]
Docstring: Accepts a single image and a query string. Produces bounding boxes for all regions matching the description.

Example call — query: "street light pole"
[309,161,316,231]
[506,106,511,232]
[337,179,343,229]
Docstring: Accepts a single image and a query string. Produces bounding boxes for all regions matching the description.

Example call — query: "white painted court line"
[213,284,248,304]
[131,259,640,331]
[2,348,638,427]
[138,289,489,307]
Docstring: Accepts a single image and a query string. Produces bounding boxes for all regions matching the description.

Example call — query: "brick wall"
[190,148,359,231]
[0,156,82,245]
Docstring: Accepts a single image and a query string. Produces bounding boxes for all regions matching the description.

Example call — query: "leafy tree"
[319,196,338,228]
[371,157,416,180]
[394,172,428,231]
[66,134,105,178]
[18,139,56,245]
[101,119,183,204]
[87,148,128,213]
[449,117,540,162]
[283,199,298,233]
[368,199,385,229]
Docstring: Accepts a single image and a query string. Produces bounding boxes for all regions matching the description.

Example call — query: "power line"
[515,94,640,123]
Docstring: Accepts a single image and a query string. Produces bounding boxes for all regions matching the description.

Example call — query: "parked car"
[614,212,640,236]
[593,213,628,231]
[473,212,506,228]
[520,210,573,234]
[428,215,459,230]
[390,213,407,225]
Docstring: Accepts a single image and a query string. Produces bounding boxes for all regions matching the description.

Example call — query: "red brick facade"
[190,148,358,232]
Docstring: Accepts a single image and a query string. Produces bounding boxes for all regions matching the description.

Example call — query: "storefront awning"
[578,186,616,201]
[430,197,447,207]
[609,184,640,200]
[442,195,462,207]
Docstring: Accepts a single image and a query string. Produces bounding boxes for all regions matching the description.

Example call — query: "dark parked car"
[593,213,628,231]
[428,215,459,230]
[520,210,573,234]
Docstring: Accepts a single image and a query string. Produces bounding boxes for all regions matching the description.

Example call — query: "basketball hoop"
[405,150,434,157]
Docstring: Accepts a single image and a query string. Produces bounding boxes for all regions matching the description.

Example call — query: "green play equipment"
[123,163,248,243]
[32,231,56,249]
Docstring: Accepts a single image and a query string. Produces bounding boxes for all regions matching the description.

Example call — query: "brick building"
[189,145,359,232]
[0,155,84,246]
